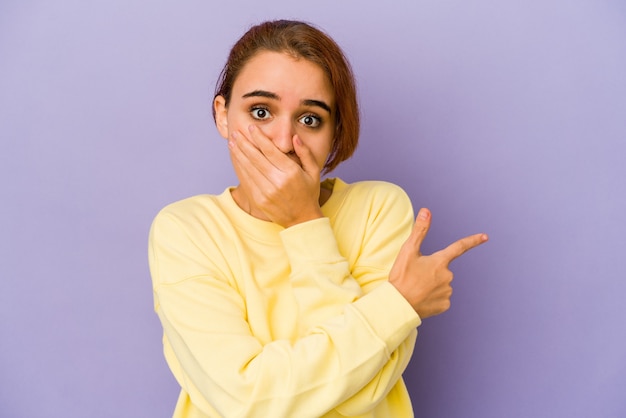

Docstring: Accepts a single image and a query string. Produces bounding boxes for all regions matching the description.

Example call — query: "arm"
[227,124,420,412]
[331,182,419,414]
[280,218,362,335]
[273,181,420,415]
[336,191,490,414]
[149,211,420,418]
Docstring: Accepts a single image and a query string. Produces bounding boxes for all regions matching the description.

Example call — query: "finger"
[438,233,489,263]
[407,208,432,253]
[293,135,320,177]
[230,131,274,184]
[247,125,294,170]
[246,124,270,150]
[230,131,258,166]
[232,130,278,179]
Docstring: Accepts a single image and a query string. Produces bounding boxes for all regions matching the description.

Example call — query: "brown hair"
[213,20,359,173]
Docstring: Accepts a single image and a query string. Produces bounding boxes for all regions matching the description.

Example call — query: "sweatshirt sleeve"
[281,181,420,415]
[280,217,363,335]
[149,207,420,418]
[335,182,420,414]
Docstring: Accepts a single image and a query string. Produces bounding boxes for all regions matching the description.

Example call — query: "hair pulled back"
[213,20,359,173]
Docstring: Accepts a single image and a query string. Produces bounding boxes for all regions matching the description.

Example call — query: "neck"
[231,182,332,221]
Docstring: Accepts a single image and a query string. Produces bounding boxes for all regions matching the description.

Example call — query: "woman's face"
[214,51,336,170]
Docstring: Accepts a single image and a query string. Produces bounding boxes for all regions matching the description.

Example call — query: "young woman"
[149,20,487,418]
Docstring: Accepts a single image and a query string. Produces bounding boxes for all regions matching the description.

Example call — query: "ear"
[213,95,229,139]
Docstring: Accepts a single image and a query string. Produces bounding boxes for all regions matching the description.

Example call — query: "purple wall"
[1,1,624,417]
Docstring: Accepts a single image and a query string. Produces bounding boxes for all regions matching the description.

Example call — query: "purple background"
[1,1,625,417]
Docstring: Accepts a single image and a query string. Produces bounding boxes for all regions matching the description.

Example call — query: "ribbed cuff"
[280,217,343,264]
[352,282,421,352]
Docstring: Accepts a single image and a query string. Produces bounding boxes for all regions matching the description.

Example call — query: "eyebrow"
[303,99,331,114]
[242,90,279,100]
[242,90,332,113]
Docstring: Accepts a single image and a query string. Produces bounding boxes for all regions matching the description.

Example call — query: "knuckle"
[413,223,427,236]
[437,300,450,313]
[285,165,300,177]
[263,185,279,202]
[440,300,451,313]
[456,241,469,255]
[408,234,421,247]
[257,193,270,208]
[434,255,450,270]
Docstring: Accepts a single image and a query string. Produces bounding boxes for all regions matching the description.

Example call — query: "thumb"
[293,135,320,176]
[408,208,432,254]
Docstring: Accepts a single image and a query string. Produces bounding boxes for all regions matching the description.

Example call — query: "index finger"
[438,233,488,263]
[232,128,285,172]
[247,125,295,170]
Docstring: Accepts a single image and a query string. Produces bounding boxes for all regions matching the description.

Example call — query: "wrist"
[281,208,324,228]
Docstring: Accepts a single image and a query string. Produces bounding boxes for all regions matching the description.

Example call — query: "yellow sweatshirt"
[149,178,421,417]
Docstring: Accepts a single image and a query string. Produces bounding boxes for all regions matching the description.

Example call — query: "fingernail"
[418,208,429,220]
[248,125,255,132]
[231,132,238,140]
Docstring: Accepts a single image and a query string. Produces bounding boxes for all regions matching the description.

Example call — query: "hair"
[213,20,359,173]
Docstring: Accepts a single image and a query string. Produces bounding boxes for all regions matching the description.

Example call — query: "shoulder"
[325,178,414,232]
[343,179,408,197]
[335,178,412,210]
[152,192,230,224]
[327,179,415,263]
[149,193,230,245]
[148,193,235,285]
[155,194,219,218]
[148,195,230,274]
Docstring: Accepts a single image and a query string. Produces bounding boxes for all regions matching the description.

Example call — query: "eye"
[250,106,271,120]
[299,114,321,128]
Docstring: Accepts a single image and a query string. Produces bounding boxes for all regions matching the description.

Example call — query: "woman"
[149,20,487,418]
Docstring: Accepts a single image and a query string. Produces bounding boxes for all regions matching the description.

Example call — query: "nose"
[266,117,295,154]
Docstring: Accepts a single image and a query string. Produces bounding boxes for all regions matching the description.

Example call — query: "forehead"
[233,51,335,104]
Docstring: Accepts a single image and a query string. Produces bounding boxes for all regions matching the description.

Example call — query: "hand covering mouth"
[287,152,302,167]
